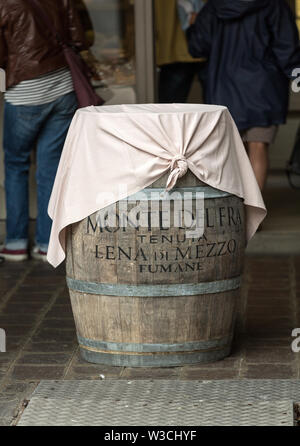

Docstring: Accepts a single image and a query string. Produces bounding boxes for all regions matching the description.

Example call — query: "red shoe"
[0,246,28,261]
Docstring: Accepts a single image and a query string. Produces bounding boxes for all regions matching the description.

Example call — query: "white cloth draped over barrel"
[47,104,266,267]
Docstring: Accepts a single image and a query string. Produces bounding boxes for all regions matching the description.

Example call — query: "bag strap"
[26,0,65,46]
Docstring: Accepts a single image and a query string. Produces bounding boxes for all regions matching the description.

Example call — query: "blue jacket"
[187,0,300,130]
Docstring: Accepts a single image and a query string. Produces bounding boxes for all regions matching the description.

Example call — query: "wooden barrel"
[66,171,246,367]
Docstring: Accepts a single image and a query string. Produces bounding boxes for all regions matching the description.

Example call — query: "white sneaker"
[0,245,28,261]
[31,246,48,262]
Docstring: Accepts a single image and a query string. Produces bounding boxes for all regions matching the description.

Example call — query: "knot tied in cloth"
[166,154,188,191]
[47,104,267,267]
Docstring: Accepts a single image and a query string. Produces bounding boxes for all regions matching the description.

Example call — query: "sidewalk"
[0,254,299,425]
[246,171,300,254]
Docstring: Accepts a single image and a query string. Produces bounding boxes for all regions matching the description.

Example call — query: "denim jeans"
[3,91,78,251]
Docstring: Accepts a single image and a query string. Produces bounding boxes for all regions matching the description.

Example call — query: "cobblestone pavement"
[0,255,299,425]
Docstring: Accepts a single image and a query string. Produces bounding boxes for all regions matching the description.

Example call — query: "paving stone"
[0,418,12,426]
[11,366,66,380]
[247,257,289,264]
[247,292,291,302]
[73,351,95,365]
[0,397,19,419]
[8,293,53,303]
[246,315,294,324]
[247,305,292,315]
[0,381,38,396]
[17,353,72,365]
[0,289,11,298]
[31,329,76,343]
[29,266,65,276]
[2,326,33,337]
[247,287,291,296]
[21,277,64,286]
[39,319,75,330]
[0,279,20,288]
[247,300,291,309]
[248,282,290,290]
[16,286,56,294]
[181,368,239,380]
[0,352,16,365]
[245,321,294,337]
[245,348,295,364]
[0,365,10,374]
[65,365,125,380]
[248,263,289,269]
[5,337,24,352]
[120,367,181,380]
[3,303,47,314]
[0,296,9,305]
[243,337,293,348]
[245,337,293,348]
[176,356,240,370]
[246,307,293,317]
[0,314,39,325]
[24,341,77,353]
[1,262,29,271]
[44,306,73,319]
[55,294,71,305]
[248,268,290,276]
[243,364,297,379]
[248,270,289,276]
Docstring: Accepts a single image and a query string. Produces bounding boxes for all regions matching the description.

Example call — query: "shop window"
[75,0,136,88]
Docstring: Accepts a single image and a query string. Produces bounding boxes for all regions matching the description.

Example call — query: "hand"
[189,12,197,25]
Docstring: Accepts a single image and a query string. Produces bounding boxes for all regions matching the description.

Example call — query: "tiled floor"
[246,172,300,254]
[0,254,299,425]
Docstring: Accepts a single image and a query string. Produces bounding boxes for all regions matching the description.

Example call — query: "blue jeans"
[3,91,78,251]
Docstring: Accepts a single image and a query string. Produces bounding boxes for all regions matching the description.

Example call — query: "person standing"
[177,0,205,31]
[155,0,206,103]
[0,0,86,261]
[187,0,300,191]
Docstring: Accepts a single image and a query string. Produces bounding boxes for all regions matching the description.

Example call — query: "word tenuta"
[87,205,242,233]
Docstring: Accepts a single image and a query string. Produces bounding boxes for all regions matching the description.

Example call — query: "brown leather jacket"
[0,0,87,88]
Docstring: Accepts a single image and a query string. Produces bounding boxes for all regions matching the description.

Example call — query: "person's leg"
[3,101,43,252]
[243,126,278,192]
[158,63,197,103]
[246,142,269,191]
[35,92,77,253]
[196,61,208,98]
